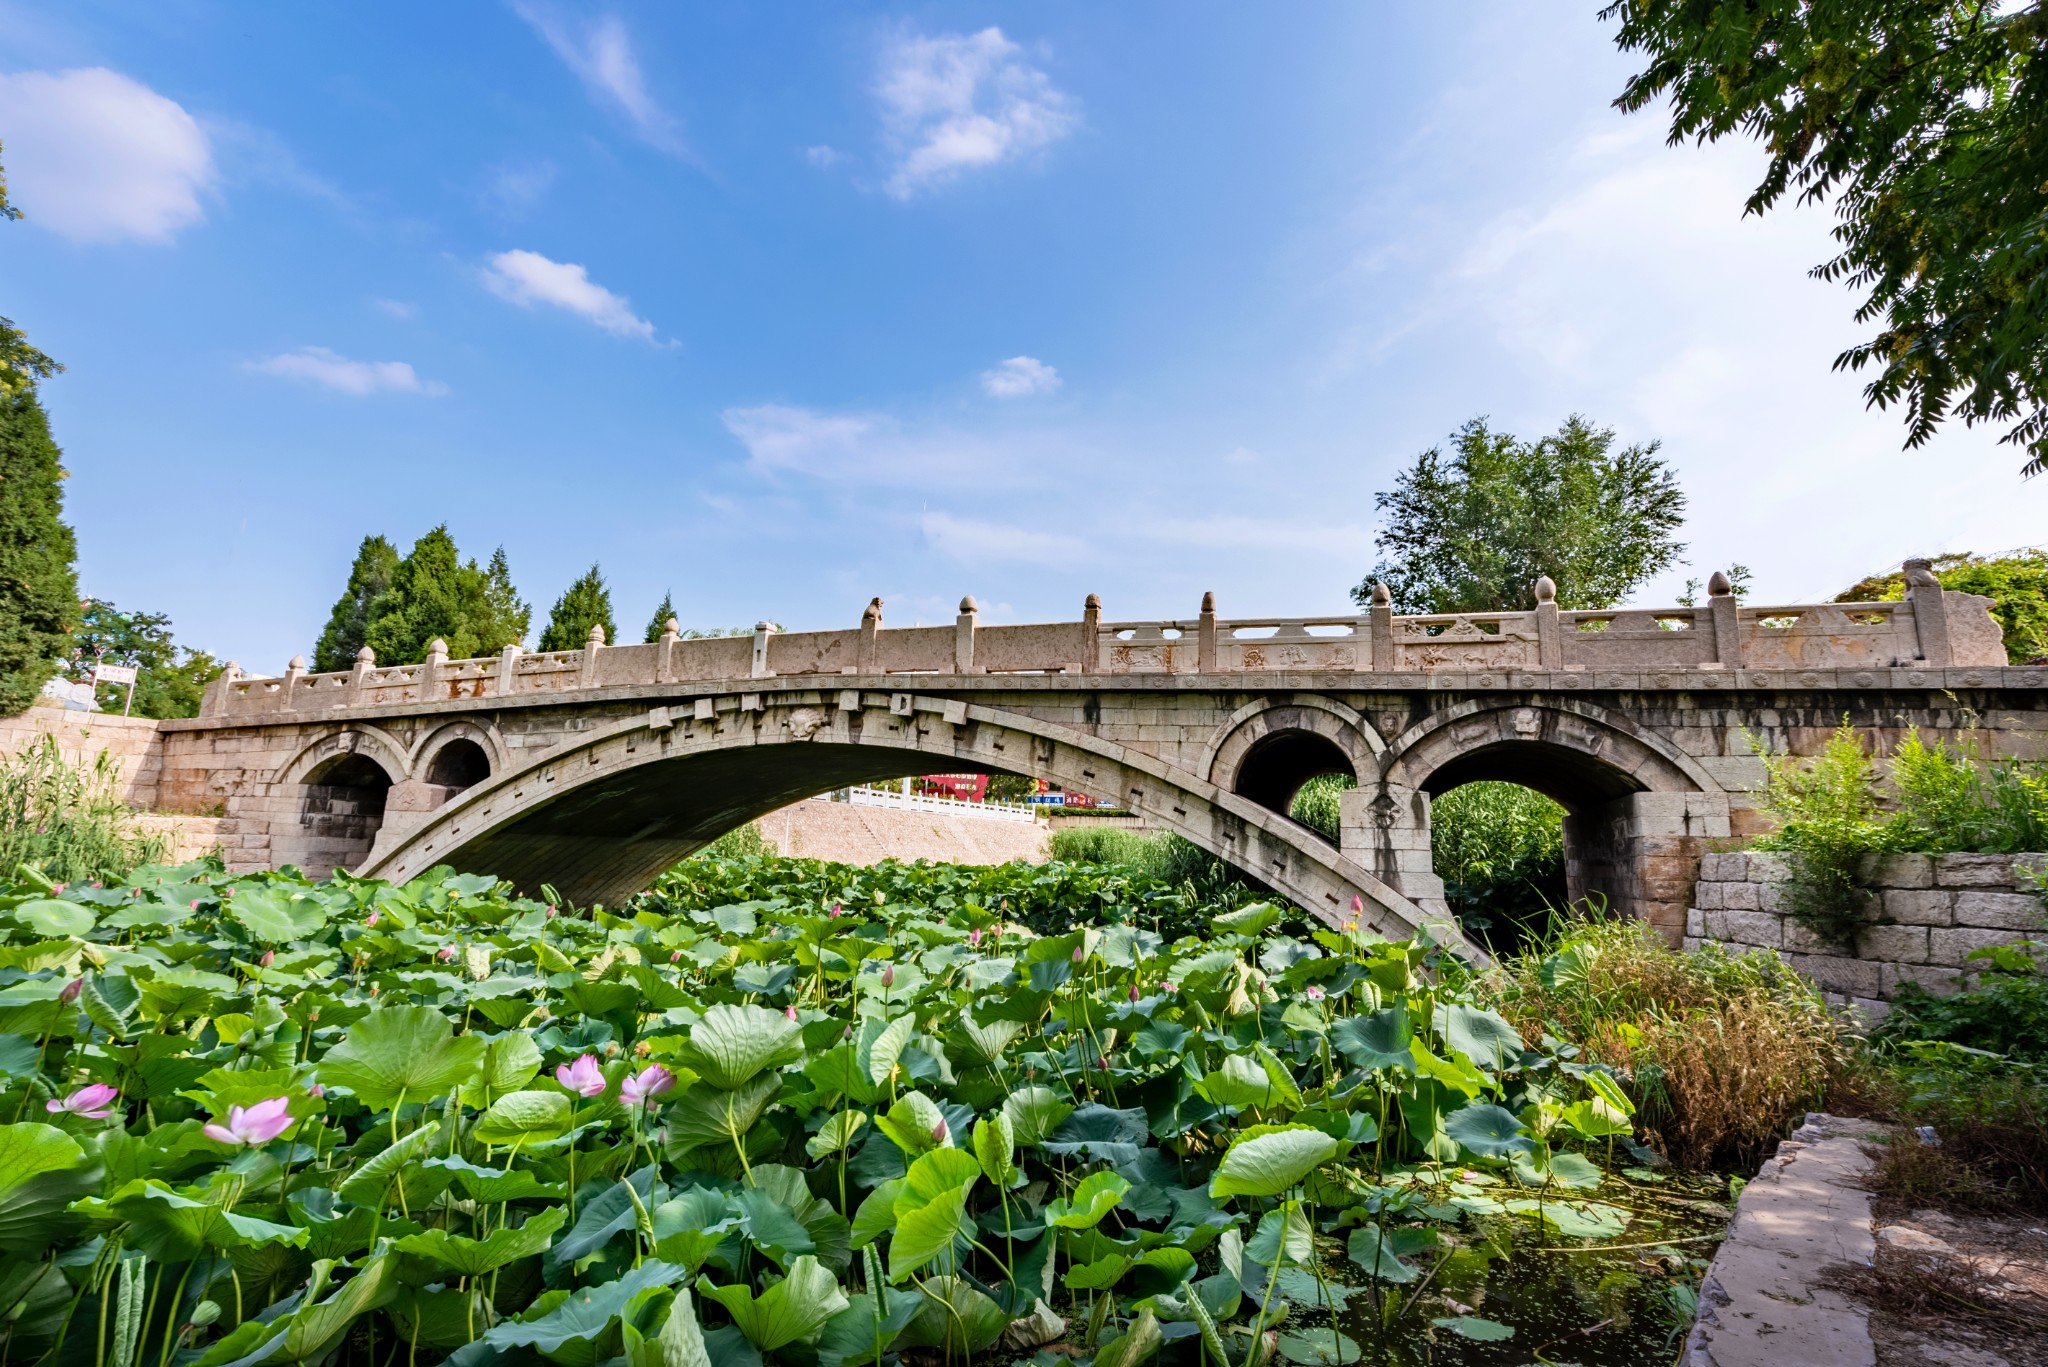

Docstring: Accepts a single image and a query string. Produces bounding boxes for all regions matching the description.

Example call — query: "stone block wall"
[0,707,169,807]
[1686,850,2047,1017]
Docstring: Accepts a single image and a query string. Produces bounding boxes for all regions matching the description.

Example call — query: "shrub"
[1431,782,1567,948]
[1488,913,1852,1168]
[694,820,773,860]
[1877,939,2048,1064]
[1888,729,2048,854]
[0,733,167,880]
[1870,1040,2048,1211]
[1288,772,1351,841]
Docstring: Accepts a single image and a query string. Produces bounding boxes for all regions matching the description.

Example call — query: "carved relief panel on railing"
[1219,621,1362,672]
[1100,624,1192,674]
[1735,601,1921,669]
[1393,613,1539,671]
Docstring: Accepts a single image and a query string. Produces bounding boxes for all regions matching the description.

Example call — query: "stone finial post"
[422,639,448,696]
[750,620,778,679]
[1904,557,1954,666]
[496,642,523,696]
[345,646,373,706]
[1705,569,1742,669]
[282,655,306,711]
[1081,593,1102,672]
[954,595,980,674]
[1197,591,1218,672]
[1367,582,1395,673]
[1532,575,1563,670]
[580,624,606,688]
[859,598,883,673]
[202,659,244,716]
[655,617,678,685]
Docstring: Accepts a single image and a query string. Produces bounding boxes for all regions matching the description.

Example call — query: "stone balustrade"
[199,561,2019,720]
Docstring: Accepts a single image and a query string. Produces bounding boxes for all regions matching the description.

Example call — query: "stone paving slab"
[1683,1113,1890,1367]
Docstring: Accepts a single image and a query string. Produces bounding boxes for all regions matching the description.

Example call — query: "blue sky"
[3,2,2043,674]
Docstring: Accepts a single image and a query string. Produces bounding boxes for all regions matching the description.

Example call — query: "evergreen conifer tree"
[361,526,503,664]
[312,535,401,672]
[479,547,531,652]
[538,564,617,652]
[643,591,676,643]
[0,386,78,714]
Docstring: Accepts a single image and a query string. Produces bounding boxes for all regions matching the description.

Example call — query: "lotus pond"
[0,854,1728,1367]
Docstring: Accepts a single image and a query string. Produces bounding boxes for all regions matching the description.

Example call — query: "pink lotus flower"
[829,904,842,918]
[47,1083,118,1119]
[880,965,895,988]
[1128,983,1141,1002]
[784,1005,799,1021]
[1072,944,1086,963]
[967,928,982,948]
[189,900,200,910]
[556,1054,605,1097]
[1350,894,1364,913]
[1096,1056,1109,1071]
[931,1116,949,1144]
[1161,982,1177,994]
[620,1064,675,1110]
[308,1083,325,1099]
[671,950,682,962]
[203,1097,293,1146]
[259,950,275,967]
[52,883,65,894]
[546,906,557,919]
[59,977,83,1005]
[1304,985,1326,1002]
[366,910,380,927]
[437,945,456,962]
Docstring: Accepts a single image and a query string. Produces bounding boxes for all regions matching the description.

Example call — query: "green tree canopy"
[480,547,531,653]
[1352,415,1687,614]
[64,598,222,718]
[359,527,522,665]
[538,564,617,653]
[644,591,677,644]
[0,387,78,714]
[1837,549,2048,663]
[313,535,401,672]
[1604,0,2048,475]
[0,141,61,400]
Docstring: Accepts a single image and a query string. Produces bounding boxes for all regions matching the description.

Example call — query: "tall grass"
[1488,913,1852,1168]
[0,734,169,881]
[1046,825,1246,901]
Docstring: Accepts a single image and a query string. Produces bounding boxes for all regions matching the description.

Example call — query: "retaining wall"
[0,707,170,808]
[756,798,1050,866]
[1686,850,2047,1017]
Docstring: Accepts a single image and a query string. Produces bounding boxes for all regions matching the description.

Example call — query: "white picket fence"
[821,785,1042,824]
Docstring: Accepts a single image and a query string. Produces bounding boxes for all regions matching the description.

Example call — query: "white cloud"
[805,145,844,168]
[980,355,1061,398]
[511,3,684,154]
[0,67,214,242]
[482,249,657,339]
[922,511,1085,563]
[721,402,1048,488]
[245,347,446,397]
[877,28,1076,197]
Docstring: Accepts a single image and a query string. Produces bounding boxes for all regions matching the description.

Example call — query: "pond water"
[1330,1173,1733,1366]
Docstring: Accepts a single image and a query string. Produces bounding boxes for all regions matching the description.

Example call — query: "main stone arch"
[1360,699,1730,940]
[350,692,1469,951]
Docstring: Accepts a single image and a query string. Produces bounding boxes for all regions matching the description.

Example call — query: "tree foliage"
[1837,548,2048,662]
[1353,415,1687,614]
[1604,0,2048,475]
[312,536,400,673]
[0,388,79,715]
[0,140,61,400]
[63,598,222,719]
[358,527,525,666]
[538,563,617,653]
[644,590,677,643]
[481,547,531,652]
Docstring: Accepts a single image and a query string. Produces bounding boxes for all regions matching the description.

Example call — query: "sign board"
[92,663,138,686]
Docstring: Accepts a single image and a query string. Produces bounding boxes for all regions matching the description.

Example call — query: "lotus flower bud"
[932,1117,949,1144]
[1305,984,1325,1001]
[259,950,275,967]
[881,964,895,988]
[546,906,558,919]
[59,977,83,1005]
[830,903,842,918]
[1096,1056,1109,1071]
[1350,894,1364,913]
[308,1083,324,1098]
[437,945,456,962]
[967,929,982,948]
[1072,943,1086,963]
[223,887,234,898]
[189,1302,221,1329]
[671,949,683,962]
[785,1005,799,1021]
[366,911,380,927]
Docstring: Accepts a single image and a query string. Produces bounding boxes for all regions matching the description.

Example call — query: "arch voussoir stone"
[352,694,1471,954]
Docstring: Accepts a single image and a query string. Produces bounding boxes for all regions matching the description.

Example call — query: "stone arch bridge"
[157,563,2044,954]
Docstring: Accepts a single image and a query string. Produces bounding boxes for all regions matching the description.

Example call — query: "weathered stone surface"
[1863,852,1934,888]
[1681,1114,1884,1367]
[1856,923,1928,964]
[1951,890,2046,930]
[1704,908,1782,947]
[1880,888,1955,926]
[1686,907,1706,938]
[1928,926,2034,966]
[1695,880,1726,910]
[1933,852,2020,888]
[1881,962,1963,998]
[1786,953,1882,998]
